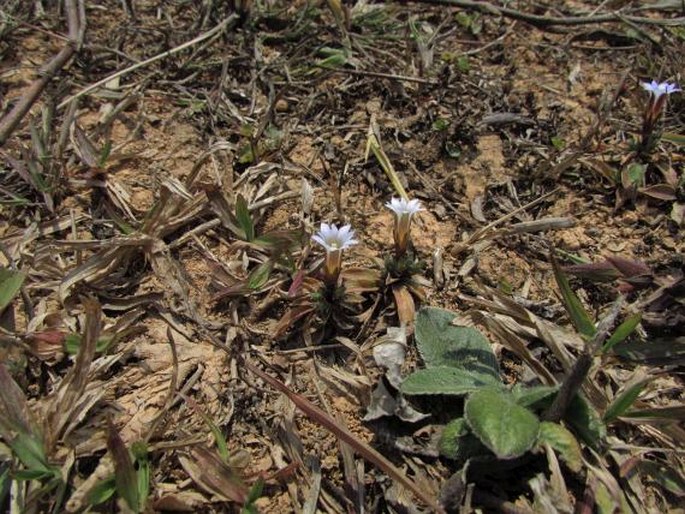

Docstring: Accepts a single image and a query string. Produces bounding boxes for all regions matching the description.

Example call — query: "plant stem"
[542,351,593,423]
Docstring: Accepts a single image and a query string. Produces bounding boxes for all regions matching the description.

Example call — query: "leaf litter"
[0,0,684,512]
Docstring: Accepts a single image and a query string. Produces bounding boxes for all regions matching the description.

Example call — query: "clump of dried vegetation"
[0,0,683,512]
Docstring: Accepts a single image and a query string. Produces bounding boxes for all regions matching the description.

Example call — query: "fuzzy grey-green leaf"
[438,418,488,462]
[465,389,540,459]
[415,307,499,376]
[511,385,559,409]
[537,421,582,473]
[401,367,502,396]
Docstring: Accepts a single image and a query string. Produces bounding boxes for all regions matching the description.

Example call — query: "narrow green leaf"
[401,367,502,396]
[465,389,540,459]
[0,268,26,313]
[623,405,685,421]
[99,140,113,168]
[595,480,620,514]
[565,395,606,450]
[9,433,51,473]
[602,313,641,353]
[235,194,255,242]
[87,476,117,506]
[243,477,264,507]
[131,442,149,511]
[661,132,685,146]
[247,261,272,291]
[537,422,582,473]
[414,307,499,375]
[551,256,596,338]
[185,396,230,463]
[637,461,685,497]
[0,464,10,506]
[603,377,653,423]
[13,469,55,481]
[64,334,112,355]
[106,423,139,512]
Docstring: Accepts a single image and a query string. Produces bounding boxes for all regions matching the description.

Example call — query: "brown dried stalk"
[0,0,83,145]
[409,0,685,28]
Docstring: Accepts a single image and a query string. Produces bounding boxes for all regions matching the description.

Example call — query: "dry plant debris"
[0,1,683,512]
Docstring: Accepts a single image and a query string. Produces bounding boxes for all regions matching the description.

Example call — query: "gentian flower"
[312,223,357,284]
[642,80,681,100]
[641,80,680,146]
[386,197,423,256]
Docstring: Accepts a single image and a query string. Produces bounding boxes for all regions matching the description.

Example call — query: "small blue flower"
[642,80,681,99]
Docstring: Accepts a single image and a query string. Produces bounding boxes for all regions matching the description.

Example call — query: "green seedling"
[0,365,64,512]
[241,478,265,514]
[206,187,302,301]
[400,308,586,471]
[237,124,283,164]
[276,223,378,341]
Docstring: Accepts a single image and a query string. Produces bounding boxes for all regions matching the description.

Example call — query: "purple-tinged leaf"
[605,256,651,278]
[639,184,677,201]
[564,261,620,282]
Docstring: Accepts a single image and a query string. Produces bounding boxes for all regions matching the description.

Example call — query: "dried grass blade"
[0,363,33,436]
[59,247,131,302]
[365,124,408,200]
[243,360,446,513]
[392,285,416,327]
[46,297,101,448]
[471,312,557,385]
[180,446,248,503]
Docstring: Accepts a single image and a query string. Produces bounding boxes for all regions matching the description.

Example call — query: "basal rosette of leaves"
[400,307,593,468]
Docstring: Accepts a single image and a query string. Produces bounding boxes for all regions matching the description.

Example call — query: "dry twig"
[409,0,685,28]
[0,0,83,145]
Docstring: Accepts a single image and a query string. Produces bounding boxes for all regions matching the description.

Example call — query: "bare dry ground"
[1,1,684,512]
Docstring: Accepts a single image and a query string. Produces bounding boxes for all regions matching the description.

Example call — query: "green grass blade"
[603,376,652,423]
[87,476,117,506]
[132,442,150,512]
[551,256,596,339]
[236,194,255,241]
[602,313,641,354]
[661,132,685,146]
[0,268,26,313]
